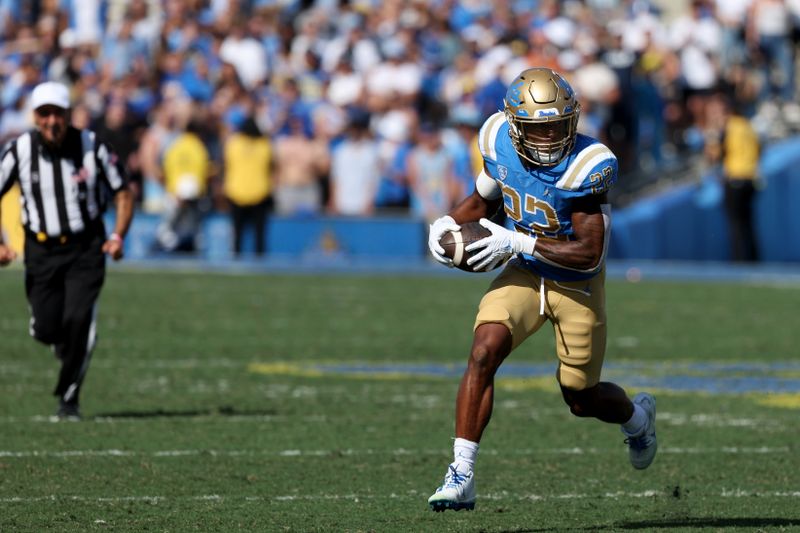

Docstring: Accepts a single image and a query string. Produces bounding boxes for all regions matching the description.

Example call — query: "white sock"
[453,438,479,471]
[621,403,648,437]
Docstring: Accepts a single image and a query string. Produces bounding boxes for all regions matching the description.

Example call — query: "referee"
[0,81,133,419]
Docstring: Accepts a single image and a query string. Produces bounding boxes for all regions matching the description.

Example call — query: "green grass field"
[1,267,799,532]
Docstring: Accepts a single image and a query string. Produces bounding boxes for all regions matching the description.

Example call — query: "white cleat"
[625,392,657,470]
[428,464,475,512]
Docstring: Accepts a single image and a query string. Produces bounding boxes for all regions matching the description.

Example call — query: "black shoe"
[56,402,81,421]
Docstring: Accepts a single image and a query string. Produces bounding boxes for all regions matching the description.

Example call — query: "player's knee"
[558,364,590,391]
[469,340,504,374]
[560,385,598,418]
[468,343,496,374]
[468,323,512,374]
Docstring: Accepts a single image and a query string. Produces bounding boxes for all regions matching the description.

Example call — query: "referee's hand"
[102,238,124,261]
[0,243,16,266]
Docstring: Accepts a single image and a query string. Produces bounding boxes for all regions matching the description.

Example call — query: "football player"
[426,67,657,512]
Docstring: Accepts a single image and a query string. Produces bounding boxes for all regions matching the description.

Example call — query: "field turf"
[0,267,798,532]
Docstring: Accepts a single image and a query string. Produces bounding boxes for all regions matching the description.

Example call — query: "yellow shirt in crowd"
[223,133,272,206]
[723,116,759,181]
[163,132,209,199]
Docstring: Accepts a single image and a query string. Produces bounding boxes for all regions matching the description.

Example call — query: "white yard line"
[0,358,243,372]
[657,412,764,427]
[0,446,790,459]
[2,489,799,505]
[0,414,330,424]
[0,411,786,429]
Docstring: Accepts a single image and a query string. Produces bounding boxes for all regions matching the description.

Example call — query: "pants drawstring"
[539,276,546,316]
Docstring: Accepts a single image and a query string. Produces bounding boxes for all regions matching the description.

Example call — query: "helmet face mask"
[503,68,580,167]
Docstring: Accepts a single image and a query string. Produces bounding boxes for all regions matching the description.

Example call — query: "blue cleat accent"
[428,464,475,512]
[624,392,657,470]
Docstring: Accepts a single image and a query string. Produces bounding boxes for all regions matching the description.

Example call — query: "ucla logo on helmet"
[534,108,559,118]
[557,76,574,97]
[498,165,508,180]
[505,79,525,107]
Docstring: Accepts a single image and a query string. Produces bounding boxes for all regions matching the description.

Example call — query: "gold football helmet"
[503,67,580,166]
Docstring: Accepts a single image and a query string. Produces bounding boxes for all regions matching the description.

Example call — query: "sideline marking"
[6,358,799,398]
[247,361,800,401]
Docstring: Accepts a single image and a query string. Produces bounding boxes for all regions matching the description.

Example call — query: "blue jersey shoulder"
[478,114,617,197]
[477,112,517,178]
[554,134,617,196]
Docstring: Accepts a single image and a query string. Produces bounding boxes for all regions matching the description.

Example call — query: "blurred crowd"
[2,0,800,248]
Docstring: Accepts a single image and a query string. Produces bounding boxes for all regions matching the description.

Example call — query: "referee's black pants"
[24,226,106,406]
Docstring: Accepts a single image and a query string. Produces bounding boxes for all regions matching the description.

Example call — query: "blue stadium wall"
[608,137,800,262]
[121,213,428,262]
[117,137,800,264]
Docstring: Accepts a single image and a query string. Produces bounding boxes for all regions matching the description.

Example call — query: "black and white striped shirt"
[0,127,127,237]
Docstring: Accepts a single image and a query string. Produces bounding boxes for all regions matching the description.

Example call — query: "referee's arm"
[96,139,134,261]
[102,187,133,261]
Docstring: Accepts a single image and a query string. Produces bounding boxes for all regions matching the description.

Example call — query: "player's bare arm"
[448,190,502,225]
[534,193,607,271]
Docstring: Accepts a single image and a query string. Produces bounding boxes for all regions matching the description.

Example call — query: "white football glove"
[465,218,537,271]
[428,215,461,267]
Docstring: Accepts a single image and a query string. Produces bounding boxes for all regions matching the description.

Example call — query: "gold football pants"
[474,260,606,391]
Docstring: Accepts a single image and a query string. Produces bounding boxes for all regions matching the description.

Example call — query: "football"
[439,221,492,272]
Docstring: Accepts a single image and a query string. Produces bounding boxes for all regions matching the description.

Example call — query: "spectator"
[328,109,381,216]
[747,0,795,104]
[444,106,483,200]
[705,93,761,261]
[0,93,30,145]
[99,15,148,81]
[670,0,722,139]
[602,27,640,174]
[272,115,328,216]
[407,122,459,224]
[64,0,103,46]
[1,54,40,112]
[95,99,142,201]
[374,136,412,211]
[364,37,423,110]
[137,102,177,214]
[571,48,621,142]
[223,117,273,256]
[156,119,211,253]
[633,60,668,172]
[326,58,364,108]
[219,17,268,90]
[714,0,752,75]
